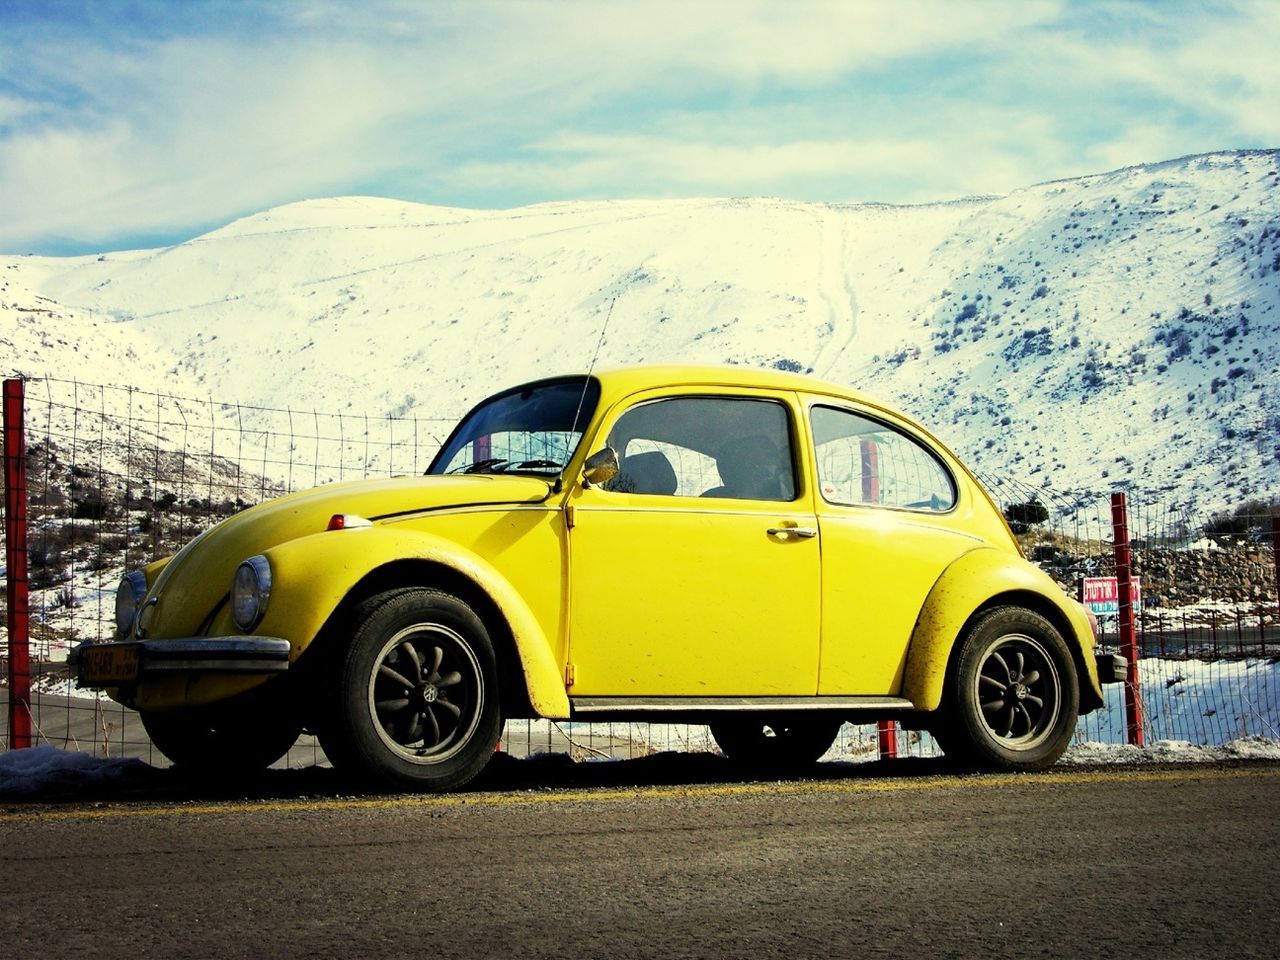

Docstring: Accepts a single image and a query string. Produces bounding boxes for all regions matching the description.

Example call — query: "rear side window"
[810,405,955,512]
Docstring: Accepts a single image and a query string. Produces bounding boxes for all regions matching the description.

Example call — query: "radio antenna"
[558,297,615,492]
[569,296,614,436]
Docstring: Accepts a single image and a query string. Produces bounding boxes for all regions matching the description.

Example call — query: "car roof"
[485,363,933,449]
[587,363,912,421]
[590,363,862,400]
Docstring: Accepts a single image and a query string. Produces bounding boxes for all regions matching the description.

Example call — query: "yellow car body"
[74,365,1116,788]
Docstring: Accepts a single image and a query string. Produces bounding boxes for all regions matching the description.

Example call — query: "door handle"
[767,526,818,539]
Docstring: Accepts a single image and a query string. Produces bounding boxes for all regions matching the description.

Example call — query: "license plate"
[80,644,141,685]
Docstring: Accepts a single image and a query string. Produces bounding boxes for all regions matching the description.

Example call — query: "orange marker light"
[326,514,372,531]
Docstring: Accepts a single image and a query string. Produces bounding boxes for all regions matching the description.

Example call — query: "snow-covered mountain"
[3,149,1278,511]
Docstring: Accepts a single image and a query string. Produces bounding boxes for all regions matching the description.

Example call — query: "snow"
[0,744,150,798]
[3,149,1277,514]
[1063,737,1280,765]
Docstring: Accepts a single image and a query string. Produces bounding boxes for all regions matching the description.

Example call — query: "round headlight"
[114,571,148,637]
[231,555,272,632]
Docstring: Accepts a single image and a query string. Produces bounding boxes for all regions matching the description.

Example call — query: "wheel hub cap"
[976,633,1061,748]
[368,623,484,765]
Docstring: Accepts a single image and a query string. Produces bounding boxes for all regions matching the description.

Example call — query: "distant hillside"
[3,149,1278,511]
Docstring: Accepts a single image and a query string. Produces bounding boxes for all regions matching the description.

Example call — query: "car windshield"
[427,377,601,476]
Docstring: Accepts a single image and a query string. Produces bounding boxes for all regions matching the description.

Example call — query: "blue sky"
[1,0,1277,255]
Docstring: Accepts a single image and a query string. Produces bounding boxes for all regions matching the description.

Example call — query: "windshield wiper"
[458,458,509,474]
[509,459,563,473]
[448,457,564,476]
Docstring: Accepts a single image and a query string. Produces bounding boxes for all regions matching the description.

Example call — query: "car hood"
[140,474,554,639]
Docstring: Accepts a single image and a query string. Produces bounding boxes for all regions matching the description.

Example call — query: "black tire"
[942,606,1079,772]
[141,697,302,775]
[710,715,843,770]
[317,587,502,792]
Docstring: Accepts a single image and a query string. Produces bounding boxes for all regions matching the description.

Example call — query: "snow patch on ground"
[4,736,1278,801]
[1064,736,1280,765]
[0,744,151,798]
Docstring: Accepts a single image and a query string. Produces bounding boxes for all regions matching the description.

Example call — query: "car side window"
[810,405,955,511]
[604,397,797,501]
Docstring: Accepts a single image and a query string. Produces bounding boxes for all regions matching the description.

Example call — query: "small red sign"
[1079,577,1142,616]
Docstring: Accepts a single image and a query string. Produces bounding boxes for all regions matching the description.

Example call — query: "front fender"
[258,526,569,718]
[902,547,1102,712]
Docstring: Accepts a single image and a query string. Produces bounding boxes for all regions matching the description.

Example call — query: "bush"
[1203,499,1280,541]
[1004,499,1050,527]
[72,496,108,520]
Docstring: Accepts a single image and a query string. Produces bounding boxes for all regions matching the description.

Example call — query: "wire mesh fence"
[976,472,1280,747]
[2,376,1278,771]
[3,377,457,764]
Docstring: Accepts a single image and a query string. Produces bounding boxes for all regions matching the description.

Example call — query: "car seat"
[614,450,678,496]
[702,435,793,500]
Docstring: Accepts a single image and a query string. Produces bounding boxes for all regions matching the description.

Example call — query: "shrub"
[72,496,108,520]
[1004,499,1050,527]
[1203,499,1280,540]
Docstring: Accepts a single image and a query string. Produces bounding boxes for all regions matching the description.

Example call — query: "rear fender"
[903,547,1101,712]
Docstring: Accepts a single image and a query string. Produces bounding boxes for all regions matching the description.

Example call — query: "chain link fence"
[3,377,1278,770]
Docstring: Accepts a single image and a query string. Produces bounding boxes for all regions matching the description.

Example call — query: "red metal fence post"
[1110,492,1143,747]
[876,720,897,760]
[860,439,880,503]
[866,439,895,758]
[1272,517,1279,630]
[3,378,32,749]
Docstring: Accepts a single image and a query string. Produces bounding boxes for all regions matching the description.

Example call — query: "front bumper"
[1095,652,1128,685]
[69,637,291,689]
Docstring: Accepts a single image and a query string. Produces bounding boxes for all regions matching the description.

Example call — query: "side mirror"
[582,447,620,486]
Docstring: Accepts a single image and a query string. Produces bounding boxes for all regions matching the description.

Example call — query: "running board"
[570,695,915,713]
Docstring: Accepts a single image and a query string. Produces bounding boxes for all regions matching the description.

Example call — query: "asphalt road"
[2,761,1278,959]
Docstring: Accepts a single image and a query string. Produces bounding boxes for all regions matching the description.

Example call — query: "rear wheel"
[317,587,502,792]
[942,606,1079,771]
[710,716,842,770]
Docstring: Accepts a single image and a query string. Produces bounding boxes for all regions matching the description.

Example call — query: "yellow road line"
[3,765,1277,825]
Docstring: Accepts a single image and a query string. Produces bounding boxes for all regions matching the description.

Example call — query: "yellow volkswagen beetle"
[72,365,1122,790]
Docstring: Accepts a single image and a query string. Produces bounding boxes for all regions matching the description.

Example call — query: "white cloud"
[0,34,446,248]
[448,107,1077,206]
[1003,0,1280,145]
[0,0,1273,252]
[0,93,41,127]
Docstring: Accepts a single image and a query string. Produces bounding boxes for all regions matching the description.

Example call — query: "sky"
[1,0,1278,256]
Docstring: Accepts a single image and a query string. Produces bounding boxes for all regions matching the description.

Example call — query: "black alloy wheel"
[318,587,501,791]
[944,606,1079,771]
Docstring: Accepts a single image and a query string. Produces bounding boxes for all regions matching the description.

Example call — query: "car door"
[806,400,981,695]
[566,388,821,698]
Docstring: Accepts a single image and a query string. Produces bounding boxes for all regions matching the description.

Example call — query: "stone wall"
[1030,541,1277,608]
[1134,546,1276,607]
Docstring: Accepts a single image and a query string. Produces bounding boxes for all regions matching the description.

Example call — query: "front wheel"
[317,587,502,792]
[942,606,1079,771]
[710,716,843,771]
